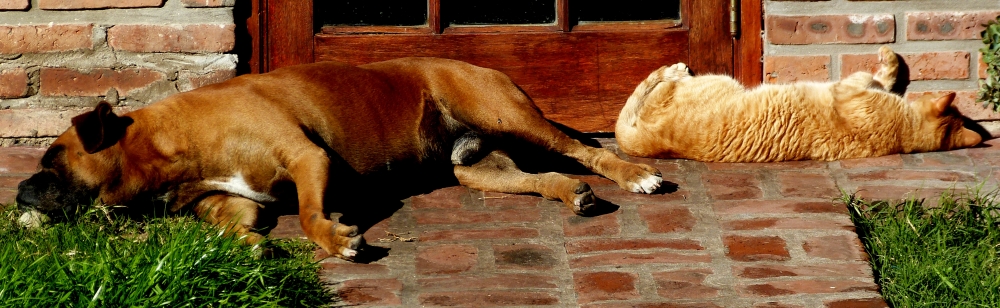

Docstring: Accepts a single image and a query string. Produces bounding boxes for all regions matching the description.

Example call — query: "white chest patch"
[206,173,277,203]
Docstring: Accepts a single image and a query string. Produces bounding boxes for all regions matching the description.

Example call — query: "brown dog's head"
[16,102,132,224]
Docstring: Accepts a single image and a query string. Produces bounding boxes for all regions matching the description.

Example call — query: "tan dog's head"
[15,102,132,225]
[908,92,982,151]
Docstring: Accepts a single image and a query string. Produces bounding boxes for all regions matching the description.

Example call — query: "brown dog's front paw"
[328,223,363,261]
[568,182,596,215]
[621,164,662,194]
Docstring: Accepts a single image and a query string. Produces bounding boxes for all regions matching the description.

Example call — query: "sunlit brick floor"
[5,138,1000,307]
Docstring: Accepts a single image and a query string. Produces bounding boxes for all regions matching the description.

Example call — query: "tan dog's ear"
[71,101,132,154]
[930,92,957,115]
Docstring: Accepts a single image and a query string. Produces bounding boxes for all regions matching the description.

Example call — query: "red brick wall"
[0,0,236,145]
[764,0,1000,121]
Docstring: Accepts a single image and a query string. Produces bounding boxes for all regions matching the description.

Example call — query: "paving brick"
[0,147,44,174]
[0,189,15,206]
[593,176,690,204]
[573,271,640,303]
[776,172,839,199]
[482,191,541,207]
[39,0,162,9]
[713,200,847,216]
[766,14,894,45]
[585,303,723,308]
[563,210,620,237]
[742,280,878,297]
[764,55,830,84]
[564,238,704,254]
[0,68,27,99]
[652,268,719,299]
[0,24,93,53]
[846,169,976,183]
[40,68,166,97]
[723,235,791,262]
[419,227,538,241]
[320,261,389,276]
[853,185,951,202]
[753,303,804,308]
[414,208,541,224]
[493,243,557,270]
[907,11,1000,41]
[842,51,970,81]
[704,160,827,171]
[416,244,478,275]
[825,297,889,308]
[418,274,558,290]
[336,278,402,306]
[734,263,871,279]
[0,0,28,10]
[410,186,467,209]
[803,235,868,261]
[638,204,696,233]
[722,217,854,231]
[419,291,559,306]
[107,24,235,53]
[838,155,903,169]
[570,251,711,268]
[181,0,230,7]
[702,173,762,200]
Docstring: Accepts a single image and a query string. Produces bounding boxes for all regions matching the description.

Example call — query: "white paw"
[665,63,690,80]
[631,174,662,194]
[340,247,358,258]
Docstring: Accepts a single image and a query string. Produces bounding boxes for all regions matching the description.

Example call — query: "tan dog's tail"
[616,64,675,130]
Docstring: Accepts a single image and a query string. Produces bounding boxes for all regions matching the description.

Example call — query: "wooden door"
[250,0,762,132]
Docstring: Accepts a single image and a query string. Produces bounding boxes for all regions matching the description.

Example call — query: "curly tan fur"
[616,46,982,162]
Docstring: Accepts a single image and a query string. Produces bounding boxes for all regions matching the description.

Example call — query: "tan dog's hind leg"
[872,45,899,91]
[287,148,362,260]
[193,195,265,245]
[455,151,596,214]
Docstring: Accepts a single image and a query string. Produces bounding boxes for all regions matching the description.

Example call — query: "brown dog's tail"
[616,64,674,131]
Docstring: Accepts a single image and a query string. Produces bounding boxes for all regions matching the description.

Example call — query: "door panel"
[253,0,760,132]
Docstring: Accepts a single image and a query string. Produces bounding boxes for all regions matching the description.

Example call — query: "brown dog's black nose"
[16,178,40,207]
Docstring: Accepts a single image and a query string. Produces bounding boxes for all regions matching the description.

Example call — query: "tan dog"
[616,46,982,162]
[15,58,662,260]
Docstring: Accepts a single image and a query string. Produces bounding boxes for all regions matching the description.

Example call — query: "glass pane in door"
[443,0,556,25]
[573,0,680,22]
[315,0,428,27]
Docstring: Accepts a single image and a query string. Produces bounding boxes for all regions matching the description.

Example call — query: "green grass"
[0,204,336,307]
[847,190,1000,307]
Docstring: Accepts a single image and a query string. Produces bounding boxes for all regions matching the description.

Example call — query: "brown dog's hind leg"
[193,194,265,245]
[448,77,663,195]
[286,148,363,261]
[455,150,596,214]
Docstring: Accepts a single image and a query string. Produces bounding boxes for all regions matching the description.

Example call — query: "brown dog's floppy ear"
[930,92,957,116]
[71,101,132,154]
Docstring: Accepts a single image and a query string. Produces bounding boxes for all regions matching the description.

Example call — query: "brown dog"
[15,58,662,260]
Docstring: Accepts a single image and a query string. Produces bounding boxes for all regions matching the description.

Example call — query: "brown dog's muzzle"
[16,171,91,222]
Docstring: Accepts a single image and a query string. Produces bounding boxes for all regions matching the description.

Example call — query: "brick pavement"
[3,138,1000,307]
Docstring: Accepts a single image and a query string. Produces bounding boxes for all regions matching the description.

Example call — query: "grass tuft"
[0,204,336,307]
[846,190,1000,307]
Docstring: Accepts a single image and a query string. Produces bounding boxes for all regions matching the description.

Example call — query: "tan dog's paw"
[622,164,662,194]
[329,223,364,261]
[665,63,691,80]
